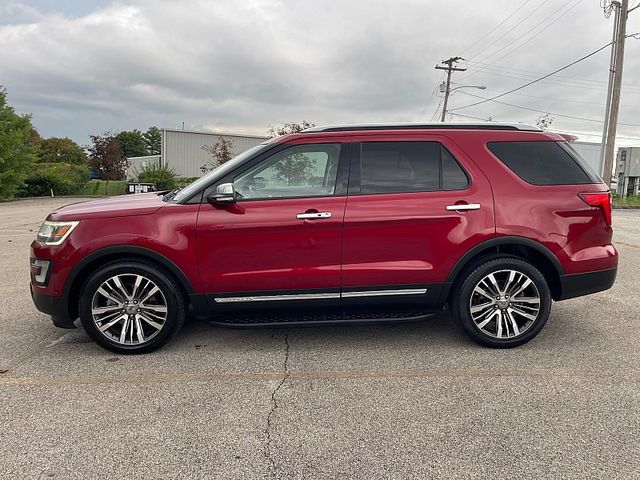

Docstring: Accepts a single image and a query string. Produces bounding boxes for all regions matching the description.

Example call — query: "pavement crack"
[263,333,290,478]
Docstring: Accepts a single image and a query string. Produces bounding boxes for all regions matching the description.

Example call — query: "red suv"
[30,123,617,353]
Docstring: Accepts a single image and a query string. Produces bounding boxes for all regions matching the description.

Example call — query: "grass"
[612,194,640,208]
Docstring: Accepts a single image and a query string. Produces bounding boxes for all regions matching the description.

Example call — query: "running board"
[208,309,441,328]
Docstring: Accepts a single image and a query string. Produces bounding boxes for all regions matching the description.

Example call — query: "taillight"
[579,192,612,226]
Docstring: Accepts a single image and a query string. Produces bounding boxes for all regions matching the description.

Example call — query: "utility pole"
[435,57,466,122]
[602,0,628,187]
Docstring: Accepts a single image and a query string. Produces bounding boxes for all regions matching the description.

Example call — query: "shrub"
[175,177,200,189]
[80,180,128,196]
[135,163,177,190]
[16,162,90,197]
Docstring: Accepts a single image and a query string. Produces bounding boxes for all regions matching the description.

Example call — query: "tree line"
[0,86,163,199]
[0,84,315,199]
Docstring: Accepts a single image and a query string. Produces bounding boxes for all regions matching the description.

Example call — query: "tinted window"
[487,141,598,185]
[358,142,469,194]
[442,148,470,190]
[234,144,340,200]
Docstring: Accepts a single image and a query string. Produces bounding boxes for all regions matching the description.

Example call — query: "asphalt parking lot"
[1,198,639,479]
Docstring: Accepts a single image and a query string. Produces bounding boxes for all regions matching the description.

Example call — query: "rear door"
[341,134,494,307]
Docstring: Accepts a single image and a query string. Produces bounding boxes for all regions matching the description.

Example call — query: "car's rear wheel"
[79,260,186,354]
[450,256,551,348]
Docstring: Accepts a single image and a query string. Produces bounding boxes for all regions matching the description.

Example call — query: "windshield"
[173,142,272,202]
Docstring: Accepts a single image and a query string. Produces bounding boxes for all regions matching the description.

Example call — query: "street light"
[439,83,487,121]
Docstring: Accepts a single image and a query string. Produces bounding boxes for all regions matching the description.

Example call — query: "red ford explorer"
[30,123,617,354]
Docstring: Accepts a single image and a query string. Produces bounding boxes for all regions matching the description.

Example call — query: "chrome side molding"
[214,292,340,303]
[213,288,427,303]
[342,288,427,298]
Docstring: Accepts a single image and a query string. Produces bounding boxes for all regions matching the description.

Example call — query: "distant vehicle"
[30,123,617,353]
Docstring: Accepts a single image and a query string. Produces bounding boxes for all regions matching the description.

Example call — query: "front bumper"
[557,267,617,301]
[30,284,76,329]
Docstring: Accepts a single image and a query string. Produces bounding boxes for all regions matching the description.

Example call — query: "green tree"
[143,126,161,155]
[266,121,316,186]
[116,129,148,158]
[39,137,87,165]
[0,87,38,199]
[273,151,317,186]
[87,132,128,181]
[201,137,234,173]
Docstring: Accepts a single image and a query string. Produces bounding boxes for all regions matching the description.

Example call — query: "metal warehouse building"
[615,147,640,197]
[127,128,267,179]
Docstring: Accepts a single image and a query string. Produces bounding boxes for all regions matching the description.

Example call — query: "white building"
[161,128,267,178]
[127,128,267,180]
[615,147,640,197]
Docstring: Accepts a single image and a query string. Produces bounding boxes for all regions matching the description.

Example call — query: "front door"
[196,140,348,308]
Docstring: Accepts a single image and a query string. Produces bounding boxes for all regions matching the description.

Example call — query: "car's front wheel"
[79,259,186,354]
[450,256,552,348]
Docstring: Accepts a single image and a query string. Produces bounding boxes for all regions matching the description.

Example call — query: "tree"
[536,114,554,130]
[39,137,87,165]
[0,87,38,199]
[273,151,317,186]
[87,132,128,180]
[266,121,317,185]
[201,137,234,173]
[267,120,315,138]
[116,129,148,158]
[143,126,161,155]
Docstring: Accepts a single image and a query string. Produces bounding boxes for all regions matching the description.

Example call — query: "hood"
[48,192,166,221]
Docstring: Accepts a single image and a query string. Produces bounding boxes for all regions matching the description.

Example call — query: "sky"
[1,0,640,146]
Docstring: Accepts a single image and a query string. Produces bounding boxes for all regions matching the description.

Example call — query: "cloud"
[0,0,639,144]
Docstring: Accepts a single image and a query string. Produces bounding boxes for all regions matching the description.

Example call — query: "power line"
[450,41,615,111]
[460,63,640,94]
[416,76,443,121]
[430,96,445,122]
[456,90,640,127]
[474,86,606,106]
[552,128,640,141]
[460,0,533,56]
[466,0,552,63]
[465,59,640,90]
[465,0,586,79]
[448,112,640,141]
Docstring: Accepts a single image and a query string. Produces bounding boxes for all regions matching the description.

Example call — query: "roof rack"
[302,122,542,133]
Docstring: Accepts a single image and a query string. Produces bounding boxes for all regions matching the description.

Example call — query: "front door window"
[234,144,341,200]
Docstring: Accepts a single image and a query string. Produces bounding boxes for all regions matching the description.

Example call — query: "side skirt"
[189,284,447,326]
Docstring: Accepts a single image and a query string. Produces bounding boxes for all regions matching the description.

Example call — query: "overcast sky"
[1,0,639,145]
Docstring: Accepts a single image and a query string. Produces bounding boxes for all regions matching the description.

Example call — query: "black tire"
[79,259,186,354]
[450,256,551,348]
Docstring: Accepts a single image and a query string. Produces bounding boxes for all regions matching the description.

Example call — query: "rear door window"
[354,141,469,194]
[487,141,600,185]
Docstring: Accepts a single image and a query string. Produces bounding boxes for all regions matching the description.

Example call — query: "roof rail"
[302,122,542,133]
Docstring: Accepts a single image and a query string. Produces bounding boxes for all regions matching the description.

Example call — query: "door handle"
[296,211,332,219]
[446,203,481,211]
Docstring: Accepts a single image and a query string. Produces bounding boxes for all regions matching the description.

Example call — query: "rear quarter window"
[487,141,600,185]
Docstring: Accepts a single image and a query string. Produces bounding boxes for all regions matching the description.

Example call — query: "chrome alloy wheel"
[91,274,168,345]
[468,269,541,339]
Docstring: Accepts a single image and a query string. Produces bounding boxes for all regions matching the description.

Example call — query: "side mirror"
[207,183,236,205]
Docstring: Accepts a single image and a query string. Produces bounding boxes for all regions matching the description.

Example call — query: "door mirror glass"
[208,183,236,204]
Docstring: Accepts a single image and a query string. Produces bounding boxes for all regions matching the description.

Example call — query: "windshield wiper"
[162,188,181,202]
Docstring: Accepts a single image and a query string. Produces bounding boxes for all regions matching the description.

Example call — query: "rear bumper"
[557,267,617,301]
[30,284,76,329]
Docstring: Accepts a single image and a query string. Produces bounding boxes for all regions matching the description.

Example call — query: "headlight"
[36,220,79,246]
